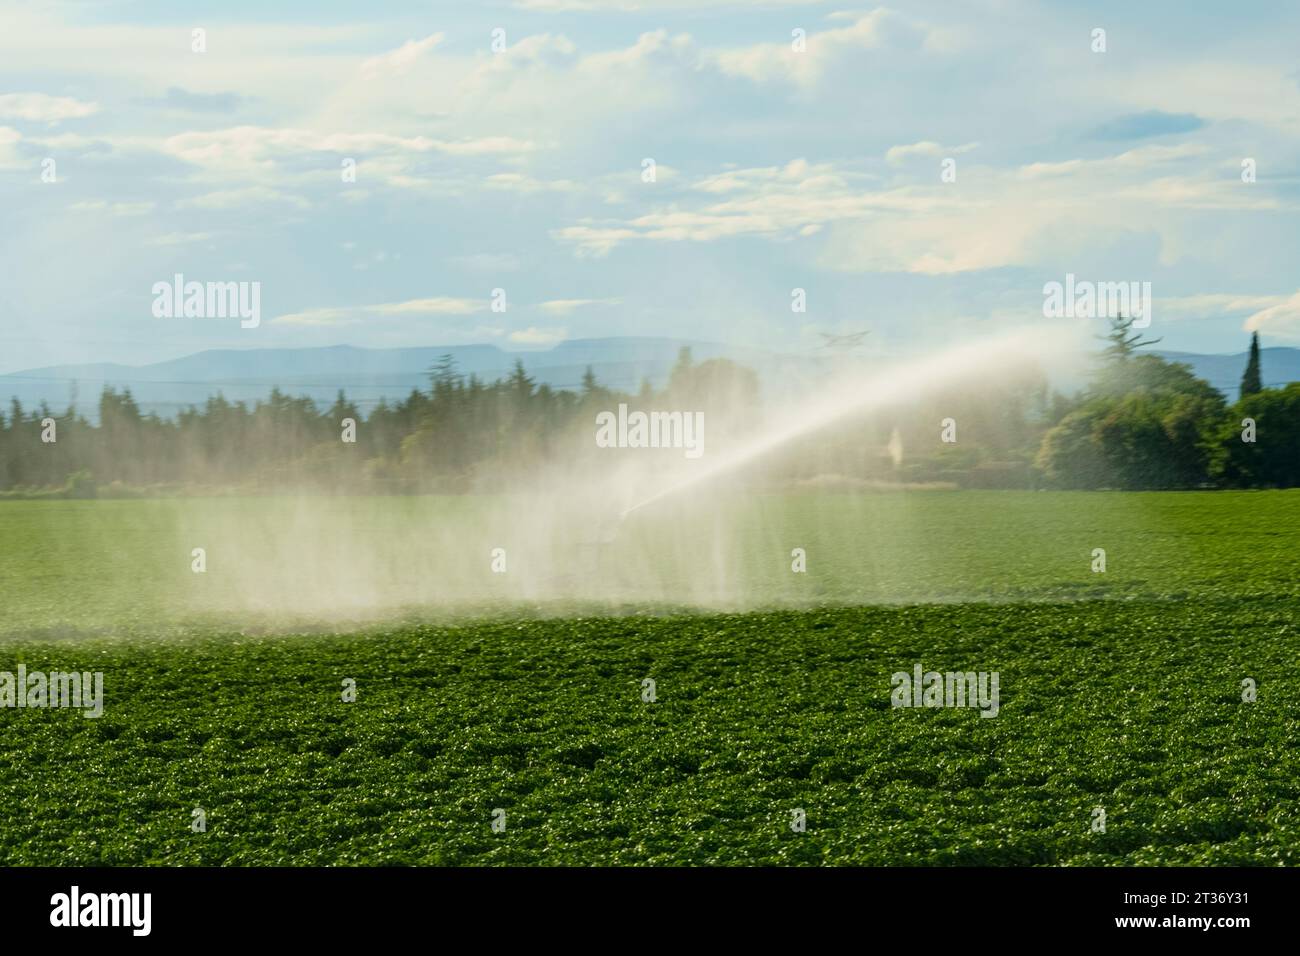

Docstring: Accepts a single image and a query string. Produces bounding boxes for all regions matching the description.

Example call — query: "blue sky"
[2,0,1299,372]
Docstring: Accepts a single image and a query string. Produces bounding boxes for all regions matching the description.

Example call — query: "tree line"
[0,323,1295,497]
[0,349,759,496]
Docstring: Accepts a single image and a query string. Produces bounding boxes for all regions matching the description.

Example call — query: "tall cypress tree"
[1241,331,1263,397]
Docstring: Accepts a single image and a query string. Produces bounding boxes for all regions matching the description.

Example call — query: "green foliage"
[0,364,615,494]
[1,326,1294,494]
[1,491,1296,634]
[1214,383,1300,487]
[0,355,771,495]
[0,598,1295,865]
[1037,345,1228,489]
[0,490,1295,864]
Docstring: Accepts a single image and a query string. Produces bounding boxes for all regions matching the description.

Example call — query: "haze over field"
[4,488,1295,636]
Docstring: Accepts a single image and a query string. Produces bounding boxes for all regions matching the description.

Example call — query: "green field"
[0,491,1297,864]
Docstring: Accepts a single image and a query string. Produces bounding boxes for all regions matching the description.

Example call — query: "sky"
[2,0,1299,373]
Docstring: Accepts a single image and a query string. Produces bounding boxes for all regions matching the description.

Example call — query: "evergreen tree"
[1240,331,1263,397]
[1098,315,1162,363]
[430,354,461,392]
[506,359,534,397]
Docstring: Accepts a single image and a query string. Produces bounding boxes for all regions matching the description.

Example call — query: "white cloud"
[69,200,155,216]
[157,126,537,198]
[0,126,23,169]
[711,11,932,89]
[1086,60,1300,135]
[555,158,894,255]
[555,145,1286,273]
[368,29,696,143]
[1161,293,1285,317]
[437,137,538,156]
[162,127,433,170]
[306,32,578,139]
[539,298,621,315]
[273,297,488,327]
[1243,292,1300,339]
[886,141,978,165]
[370,297,483,315]
[508,326,567,346]
[0,93,99,121]
[4,3,1299,365]
[1017,144,1210,181]
[360,33,444,75]
[0,9,373,121]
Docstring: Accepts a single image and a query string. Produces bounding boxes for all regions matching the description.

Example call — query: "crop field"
[0,490,1297,865]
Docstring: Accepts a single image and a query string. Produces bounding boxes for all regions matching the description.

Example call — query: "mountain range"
[1,339,1294,423]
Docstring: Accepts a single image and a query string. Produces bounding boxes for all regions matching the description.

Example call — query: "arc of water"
[620,327,1081,519]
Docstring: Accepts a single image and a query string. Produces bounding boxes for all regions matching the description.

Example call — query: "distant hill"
[3,339,1295,422]
[1157,348,1300,400]
[0,338,819,422]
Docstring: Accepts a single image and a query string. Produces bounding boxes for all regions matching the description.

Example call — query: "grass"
[1,490,1296,634]
[0,490,1296,865]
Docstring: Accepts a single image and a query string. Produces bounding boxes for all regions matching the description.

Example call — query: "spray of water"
[621,327,1084,518]
[10,325,1091,633]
